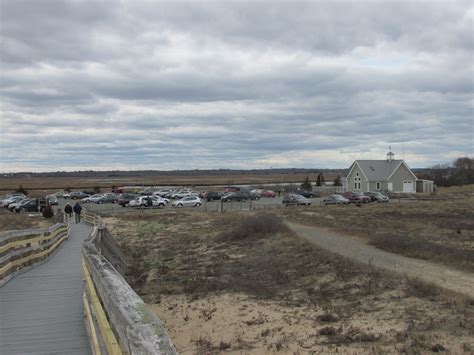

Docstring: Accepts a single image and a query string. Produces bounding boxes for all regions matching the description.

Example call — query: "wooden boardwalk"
[0,222,92,354]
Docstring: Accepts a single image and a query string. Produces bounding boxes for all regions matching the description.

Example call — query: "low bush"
[42,205,54,219]
[407,278,441,298]
[216,212,289,242]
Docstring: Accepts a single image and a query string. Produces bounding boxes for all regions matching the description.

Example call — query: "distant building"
[343,150,433,193]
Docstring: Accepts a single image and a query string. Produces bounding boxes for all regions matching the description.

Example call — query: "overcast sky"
[1,0,473,172]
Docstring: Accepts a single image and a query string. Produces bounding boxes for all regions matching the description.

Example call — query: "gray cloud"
[0,0,473,172]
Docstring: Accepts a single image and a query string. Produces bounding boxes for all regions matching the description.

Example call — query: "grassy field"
[0,173,333,193]
[0,210,54,232]
[278,196,474,272]
[105,210,474,354]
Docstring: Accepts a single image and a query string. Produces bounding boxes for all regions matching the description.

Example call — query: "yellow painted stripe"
[83,292,102,355]
[0,226,67,254]
[0,231,69,276]
[83,260,122,354]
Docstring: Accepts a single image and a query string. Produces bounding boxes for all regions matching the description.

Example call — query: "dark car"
[117,193,138,207]
[294,190,315,198]
[95,193,118,204]
[69,191,90,200]
[221,192,257,202]
[363,192,389,203]
[14,198,41,212]
[282,194,312,206]
[343,192,371,203]
[204,191,224,201]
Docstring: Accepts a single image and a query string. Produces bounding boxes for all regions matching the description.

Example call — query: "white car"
[82,194,103,203]
[172,196,203,208]
[129,196,168,208]
[153,196,170,205]
[7,199,30,212]
[171,190,193,199]
[1,195,26,207]
[155,189,173,197]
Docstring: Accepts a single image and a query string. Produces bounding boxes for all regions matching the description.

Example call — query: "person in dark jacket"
[64,203,73,221]
[73,202,82,223]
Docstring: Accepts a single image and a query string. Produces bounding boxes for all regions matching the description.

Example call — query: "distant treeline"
[416,157,474,187]
[2,168,348,178]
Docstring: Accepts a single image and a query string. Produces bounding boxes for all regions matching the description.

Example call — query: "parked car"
[155,189,173,197]
[14,198,42,213]
[171,190,195,199]
[282,194,312,206]
[46,194,59,205]
[117,193,138,207]
[363,192,390,203]
[321,194,350,205]
[261,190,277,198]
[1,193,25,206]
[2,195,26,208]
[129,196,167,208]
[342,192,371,204]
[204,191,224,201]
[68,191,90,200]
[8,198,31,212]
[221,192,255,202]
[172,196,203,208]
[295,190,315,198]
[95,193,118,204]
[82,194,103,203]
[163,189,181,199]
[250,189,263,196]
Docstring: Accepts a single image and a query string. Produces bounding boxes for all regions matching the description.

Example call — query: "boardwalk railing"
[82,209,177,355]
[0,222,70,287]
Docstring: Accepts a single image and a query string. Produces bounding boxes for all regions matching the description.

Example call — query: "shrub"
[407,278,441,298]
[42,205,54,219]
[16,185,28,195]
[301,176,312,191]
[216,213,289,242]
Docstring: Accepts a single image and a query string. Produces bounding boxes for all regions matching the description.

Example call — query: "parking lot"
[63,196,325,214]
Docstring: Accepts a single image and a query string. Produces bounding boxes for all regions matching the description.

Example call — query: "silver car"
[321,194,350,205]
[172,196,203,208]
[82,194,103,203]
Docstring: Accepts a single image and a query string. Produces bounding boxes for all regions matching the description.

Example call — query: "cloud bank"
[1,0,473,172]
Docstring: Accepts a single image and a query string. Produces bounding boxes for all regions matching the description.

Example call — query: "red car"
[342,192,371,203]
[261,190,277,198]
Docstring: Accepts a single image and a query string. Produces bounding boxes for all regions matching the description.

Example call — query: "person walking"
[73,202,82,223]
[64,202,73,221]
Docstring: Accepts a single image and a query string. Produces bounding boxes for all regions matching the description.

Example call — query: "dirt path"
[286,221,474,298]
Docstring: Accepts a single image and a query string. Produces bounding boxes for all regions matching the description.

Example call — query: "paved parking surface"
[59,196,324,214]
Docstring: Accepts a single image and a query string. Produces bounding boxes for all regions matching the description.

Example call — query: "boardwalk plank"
[0,222,92,355]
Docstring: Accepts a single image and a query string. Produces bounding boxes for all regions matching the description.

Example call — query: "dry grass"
[0,210,54,232]
[279,197,474,272]
[106,210,474,353]
[0,172,333,192]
